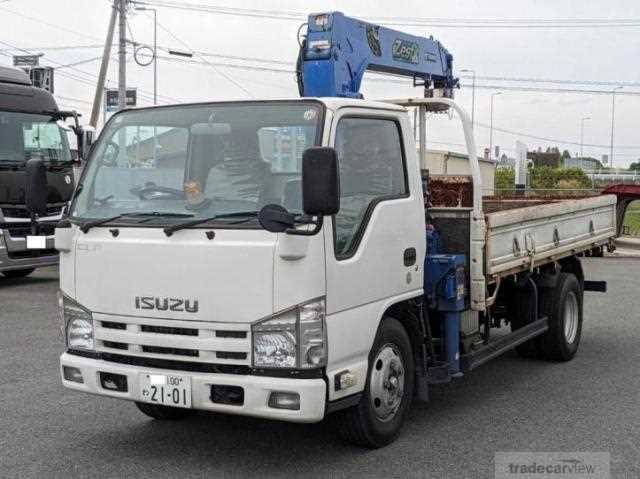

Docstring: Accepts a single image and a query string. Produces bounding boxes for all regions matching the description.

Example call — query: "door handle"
[404,248,417,266]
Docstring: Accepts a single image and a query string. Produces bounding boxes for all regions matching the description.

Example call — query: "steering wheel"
[134,185,186,200]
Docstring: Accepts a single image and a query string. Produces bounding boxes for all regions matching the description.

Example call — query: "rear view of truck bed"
[484,194,617,277]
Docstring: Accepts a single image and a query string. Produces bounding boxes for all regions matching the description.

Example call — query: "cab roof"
[0,66,31,86]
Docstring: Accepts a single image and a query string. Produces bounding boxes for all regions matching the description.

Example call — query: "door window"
[334,117,407,257]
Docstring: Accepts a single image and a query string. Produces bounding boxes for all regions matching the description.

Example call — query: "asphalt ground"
[1,258,639,479]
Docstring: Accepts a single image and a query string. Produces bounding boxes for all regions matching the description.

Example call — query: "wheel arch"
[325,293,423,404]
[558,256,584,290]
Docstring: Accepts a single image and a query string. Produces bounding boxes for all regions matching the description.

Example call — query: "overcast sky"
[2,0,640,166]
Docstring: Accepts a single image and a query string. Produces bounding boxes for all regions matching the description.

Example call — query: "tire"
[135,401,195,420]
[334,317,414,448]
[2,268,35,278]
[509,279,543,358]
[539,273,583,361]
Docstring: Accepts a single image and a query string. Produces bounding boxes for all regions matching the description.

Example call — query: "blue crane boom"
[297,11,458,99]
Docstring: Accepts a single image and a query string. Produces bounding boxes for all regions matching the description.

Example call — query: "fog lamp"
[268,391,300,410]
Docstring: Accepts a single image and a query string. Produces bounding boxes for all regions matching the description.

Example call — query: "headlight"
[59,293,94,351]
[252,298,326,369]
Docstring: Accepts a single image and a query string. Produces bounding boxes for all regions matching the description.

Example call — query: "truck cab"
[0,66,76,277]
[58,98,425,436]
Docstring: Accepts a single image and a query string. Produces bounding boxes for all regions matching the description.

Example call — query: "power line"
[0,5,104,42]
[148,14,252,97]
[0,39,180,104]
[7,42,640,92]
[473,121,640,149]
[137,1,640,28]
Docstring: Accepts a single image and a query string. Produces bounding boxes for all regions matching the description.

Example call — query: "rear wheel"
[334,317,414,448]
[539,273,583,361]
[135,402,195,420]
[1,268,35,278]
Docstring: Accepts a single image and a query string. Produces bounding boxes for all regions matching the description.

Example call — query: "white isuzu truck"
[56,13,620,448]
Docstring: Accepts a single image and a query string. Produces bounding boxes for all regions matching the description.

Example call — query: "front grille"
[103,341,128,350]
[142,345,199,357]
[216,351,247,360]
[1,205,64,219]
[100,353,252,374]
[7,248,57,259]
[5,223,56,238]
[102,321,126,330]
[216,330,247,339]
[95,317,251,366]
[141,325,198,336]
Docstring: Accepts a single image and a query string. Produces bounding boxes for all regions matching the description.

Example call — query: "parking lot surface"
[1,258,639,479]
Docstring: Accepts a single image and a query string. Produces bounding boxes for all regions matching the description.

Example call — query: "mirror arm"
[285,215,323,236]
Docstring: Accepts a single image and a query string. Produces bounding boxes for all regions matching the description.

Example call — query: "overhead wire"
[142,11,252,97]
[136,1,640,28]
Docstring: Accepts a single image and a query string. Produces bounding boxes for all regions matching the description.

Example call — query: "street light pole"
[135,7,157,105]
[580,116,591,158]
[461,69,476,128]
[489,91,502,161]
[117,0,128,111]
[610,86,623,169]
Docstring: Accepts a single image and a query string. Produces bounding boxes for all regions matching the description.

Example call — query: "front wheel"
[135,402,195,420]
[334,317,414,448]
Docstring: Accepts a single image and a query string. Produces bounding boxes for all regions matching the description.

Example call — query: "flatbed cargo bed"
[484,194,617,278]
[427,176,617,283]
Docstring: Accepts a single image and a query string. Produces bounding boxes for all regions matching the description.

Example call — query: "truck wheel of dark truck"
[135,402,195,420]
[509,279,543,359]
[539,273,583,361]
[1,268,35,278]
[333,317,414,449]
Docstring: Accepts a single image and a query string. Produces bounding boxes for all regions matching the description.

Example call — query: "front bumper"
[60,352,327,423]
[0,231,57,271]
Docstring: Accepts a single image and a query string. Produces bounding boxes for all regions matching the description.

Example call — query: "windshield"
[0,111,71,164]
[71,102,323,224]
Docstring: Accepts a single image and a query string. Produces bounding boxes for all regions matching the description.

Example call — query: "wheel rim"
[369,343,405,422]
[563,291,579,344]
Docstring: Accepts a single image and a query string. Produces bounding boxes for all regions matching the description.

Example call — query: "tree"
[630,161,640,171]
[562,150,571,160]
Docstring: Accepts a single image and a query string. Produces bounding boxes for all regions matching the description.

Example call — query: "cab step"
[460,317,549,372]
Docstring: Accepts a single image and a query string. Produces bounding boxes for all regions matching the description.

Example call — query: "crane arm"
[297,12,458,99]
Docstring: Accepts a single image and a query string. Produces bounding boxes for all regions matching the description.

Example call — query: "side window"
[334,117,407,257]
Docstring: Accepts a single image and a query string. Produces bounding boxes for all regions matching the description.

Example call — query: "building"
[564,156,604,171]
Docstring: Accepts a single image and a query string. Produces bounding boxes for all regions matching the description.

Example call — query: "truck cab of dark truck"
[0,65,86,278]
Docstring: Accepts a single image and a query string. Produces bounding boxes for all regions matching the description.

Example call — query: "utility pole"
[579,116,591,158]
[489,92,502,161]
[609,86,623,169]
[118,0,128,111]
[89,4,118,127]
[135,6,157,104]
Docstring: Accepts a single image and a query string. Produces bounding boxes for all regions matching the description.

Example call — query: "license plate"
[26,235,47,249]
[139,373,192,408]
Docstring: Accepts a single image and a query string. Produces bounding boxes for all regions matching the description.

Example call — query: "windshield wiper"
[163,211,259,237]
[79,211,194,233]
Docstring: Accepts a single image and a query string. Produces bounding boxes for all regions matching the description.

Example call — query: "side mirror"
[78,126,96,161]
[25,156,48,217]
[302,147,340,216]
